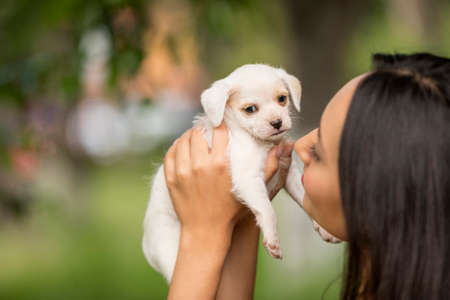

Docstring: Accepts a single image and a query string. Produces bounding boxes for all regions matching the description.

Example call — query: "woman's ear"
[276,69,302,112]
[200,78,233,127]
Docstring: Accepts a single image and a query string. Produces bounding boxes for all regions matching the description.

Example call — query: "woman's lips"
[301,174,304,185]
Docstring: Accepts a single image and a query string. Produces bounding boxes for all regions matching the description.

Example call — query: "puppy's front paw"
[312,220,341,243]
[263,238,283,259]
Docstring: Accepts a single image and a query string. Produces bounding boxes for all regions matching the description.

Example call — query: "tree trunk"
[284,0,371,131]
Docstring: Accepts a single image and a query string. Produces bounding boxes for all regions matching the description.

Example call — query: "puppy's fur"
[142,64,339,282]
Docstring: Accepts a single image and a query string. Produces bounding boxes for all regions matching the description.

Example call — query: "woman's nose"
[294,128,318,166]
[294,139,312,166]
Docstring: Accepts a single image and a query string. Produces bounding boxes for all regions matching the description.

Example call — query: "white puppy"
[142,64,339,282]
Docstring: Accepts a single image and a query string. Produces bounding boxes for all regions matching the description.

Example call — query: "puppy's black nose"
[270,119,282,130]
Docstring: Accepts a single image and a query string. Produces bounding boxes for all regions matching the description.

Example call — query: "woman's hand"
[265,142,294,200]
[164,123,244,236]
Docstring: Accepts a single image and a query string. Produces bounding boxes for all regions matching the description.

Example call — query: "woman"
[162,53,450,299]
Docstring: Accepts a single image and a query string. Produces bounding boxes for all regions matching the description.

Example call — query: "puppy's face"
[227,79,292,142]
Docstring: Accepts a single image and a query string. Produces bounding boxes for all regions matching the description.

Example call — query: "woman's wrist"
[168,226,233,300]
[216,212,260,300]
[180,224,234,255]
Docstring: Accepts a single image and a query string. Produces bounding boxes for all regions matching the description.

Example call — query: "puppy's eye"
[278,95,287,103]
[244,105,258,114]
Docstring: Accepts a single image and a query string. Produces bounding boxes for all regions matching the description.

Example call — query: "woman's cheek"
[302,168,329,220]
[302,170,319,219]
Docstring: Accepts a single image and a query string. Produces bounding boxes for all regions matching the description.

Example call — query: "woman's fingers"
[190,128,210,170]
[211,123,229,158]
[264,146,280,183]
[164,140,177,185]
[175,129,194,179]
[264,142,294,183]
[277,143,294,178]
[266,143,294,199]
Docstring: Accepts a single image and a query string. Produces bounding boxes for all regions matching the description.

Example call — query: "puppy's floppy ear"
[276,69,302,112]
[200,78,233,127]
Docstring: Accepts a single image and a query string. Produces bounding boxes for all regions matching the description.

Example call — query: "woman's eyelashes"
[309,144,321,161]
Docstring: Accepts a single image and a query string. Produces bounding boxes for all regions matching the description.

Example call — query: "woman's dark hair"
[339,53,450,300]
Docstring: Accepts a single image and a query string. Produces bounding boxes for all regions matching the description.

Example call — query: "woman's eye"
[278,95,287,103]
[309,144,320,161]
[244,105,258,113]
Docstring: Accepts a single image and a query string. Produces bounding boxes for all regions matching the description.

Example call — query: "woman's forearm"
[168,227,233,300]
[216,215,260,300]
